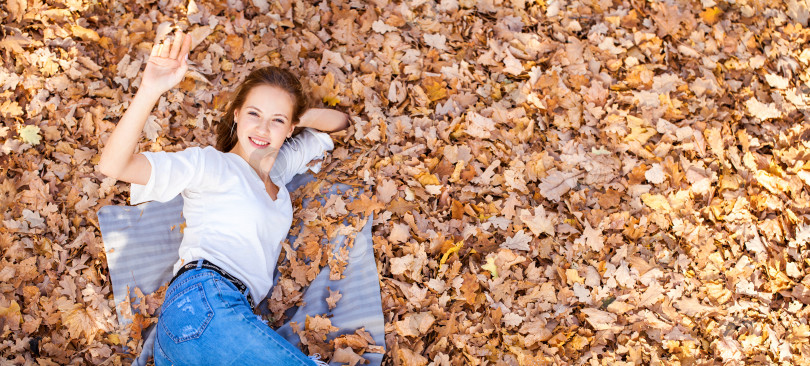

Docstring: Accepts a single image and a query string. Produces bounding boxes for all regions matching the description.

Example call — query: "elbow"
[339,112,351,132]
[97,157,119,180]
[97,162,114,180]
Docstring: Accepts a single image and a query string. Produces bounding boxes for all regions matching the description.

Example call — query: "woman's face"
[230,84,295,168]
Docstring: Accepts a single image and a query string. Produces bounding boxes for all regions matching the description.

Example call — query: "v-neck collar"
[226,152,285,203]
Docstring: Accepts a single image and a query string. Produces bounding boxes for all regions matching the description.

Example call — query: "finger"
[159,38,172,58]
[179,34,192,64]
[169,30,183,59]
[151,43,160,57]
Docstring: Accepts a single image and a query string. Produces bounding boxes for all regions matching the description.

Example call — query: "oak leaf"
[325,287,342,310]
[395,312,434,337]
[332,347,367,366]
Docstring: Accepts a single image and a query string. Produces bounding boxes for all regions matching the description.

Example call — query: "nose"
[257,119,272,135]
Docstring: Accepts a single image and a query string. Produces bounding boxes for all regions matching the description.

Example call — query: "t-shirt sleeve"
[130,147,208,205]
[269,128,334,185]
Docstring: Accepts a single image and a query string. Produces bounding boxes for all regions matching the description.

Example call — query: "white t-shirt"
[130,128,334,306]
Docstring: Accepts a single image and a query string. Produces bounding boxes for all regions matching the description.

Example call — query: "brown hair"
[216,66,308,152]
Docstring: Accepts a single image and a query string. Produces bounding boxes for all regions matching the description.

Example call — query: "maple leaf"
[376,179,398,203]
[575,221,604,252]
[346,193,384,217]
[0,35,35,56]
[519,205,555,237]
[538,170,582,202]
[142,115,161,141]
[305,315,339,340]
[57,299,102,343]
[17,124,41,145]
[653,3,683,37]
[502,230,532,251]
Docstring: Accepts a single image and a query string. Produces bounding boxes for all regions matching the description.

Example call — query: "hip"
[154,267,315,365]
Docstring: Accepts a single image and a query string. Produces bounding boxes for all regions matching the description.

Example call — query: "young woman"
[98,30,349,365]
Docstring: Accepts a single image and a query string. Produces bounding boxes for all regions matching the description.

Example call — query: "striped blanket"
[97,173,385,365]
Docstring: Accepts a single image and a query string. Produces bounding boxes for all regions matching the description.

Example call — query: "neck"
[230,145,279,182]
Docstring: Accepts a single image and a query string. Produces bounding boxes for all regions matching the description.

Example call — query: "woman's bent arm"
[97,30,191,185]
[298,108,350,132]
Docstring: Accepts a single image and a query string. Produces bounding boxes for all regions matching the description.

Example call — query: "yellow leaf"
[323,94,340,106]
[316,72,341,107]
[482,257,498,278]
[422,77,448,102]
[700,7,723,25]
[415,172,440,186]
[440,241,463,265]
[641,193,671,212]
[17,124,41,145]
[71,25,100,42]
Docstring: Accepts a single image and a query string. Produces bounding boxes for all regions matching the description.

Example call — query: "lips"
[248,136,270,148]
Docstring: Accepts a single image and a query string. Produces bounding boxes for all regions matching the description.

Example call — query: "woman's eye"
[274,119,285,124]
[248,112,259,117]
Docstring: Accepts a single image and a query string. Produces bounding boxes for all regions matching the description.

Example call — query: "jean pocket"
[212,278,251,310]
[159,282,214,343]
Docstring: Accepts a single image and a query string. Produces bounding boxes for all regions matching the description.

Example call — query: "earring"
[230,122,236,136]
[285,136,299,151]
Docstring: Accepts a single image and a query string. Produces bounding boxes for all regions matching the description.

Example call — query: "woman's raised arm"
[97,30,191,185]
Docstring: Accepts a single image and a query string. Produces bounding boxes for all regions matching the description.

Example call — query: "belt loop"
[196,260,203,270]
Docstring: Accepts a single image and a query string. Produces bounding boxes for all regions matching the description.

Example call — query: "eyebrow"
[245,106,289,120]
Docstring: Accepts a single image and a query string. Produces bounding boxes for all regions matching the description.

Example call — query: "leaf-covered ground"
[2,0,810,364]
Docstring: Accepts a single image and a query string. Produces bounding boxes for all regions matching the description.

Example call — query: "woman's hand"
[140,29,192,97]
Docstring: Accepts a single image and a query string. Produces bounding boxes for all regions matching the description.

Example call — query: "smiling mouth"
[249,137,269,147]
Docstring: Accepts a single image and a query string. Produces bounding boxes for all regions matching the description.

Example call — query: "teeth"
[250,137,269,146]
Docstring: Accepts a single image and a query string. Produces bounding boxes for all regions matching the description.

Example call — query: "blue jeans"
[153,267,317,365]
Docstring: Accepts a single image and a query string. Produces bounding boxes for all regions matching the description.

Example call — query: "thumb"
[177,56,189,78]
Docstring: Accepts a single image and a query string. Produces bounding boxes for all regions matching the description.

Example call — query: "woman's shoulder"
[162,145,230,166]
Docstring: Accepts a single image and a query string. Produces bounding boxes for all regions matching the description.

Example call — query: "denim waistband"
[169,259,255,308]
